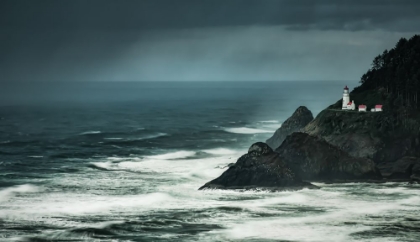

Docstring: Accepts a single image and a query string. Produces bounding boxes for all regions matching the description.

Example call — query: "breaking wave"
[202,148,238,155]
[0,184,40,202]
[80,131,102,135]
[259,120,280,123]
[224,127,273,134]
[145,150,196,160]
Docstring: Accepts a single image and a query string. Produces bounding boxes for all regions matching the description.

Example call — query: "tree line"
[354,35,420,109]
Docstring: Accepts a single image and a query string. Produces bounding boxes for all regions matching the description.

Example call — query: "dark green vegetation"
[356,35,420,108]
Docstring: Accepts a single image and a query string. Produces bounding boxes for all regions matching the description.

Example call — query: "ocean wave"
[202,148,238,155]
[132,133,168,141]
[103,133,168,143]
[259,120,280,123]
[41,193,172,215]
[0,140,11,144]
[145,150,196,160]
[90,149,235,176]
[88,162,113,171]
[260,123,282,129]
[0,184,40,202]
[80,131,102,135]
[224,127,273,134]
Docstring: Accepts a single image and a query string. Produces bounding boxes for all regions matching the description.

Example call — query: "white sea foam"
[90,161,113,170]
[202,148,238,155]
[104,133,168,142]
[2,171,419,242]
[145,150,196,160]
[259,120,280,123]
[90,148,244,178]
[27,155,44,158]
[0,184,40,202]
[3,146,420,242]
[224,127,273,134]
[80,130,101,135]
[125,133,167,141]
[1,192,174,217]
[261,123,281,130]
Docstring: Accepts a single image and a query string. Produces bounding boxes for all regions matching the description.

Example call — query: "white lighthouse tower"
[342,86,350,110]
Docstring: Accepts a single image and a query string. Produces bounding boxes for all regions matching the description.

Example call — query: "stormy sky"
[1,0,419,82]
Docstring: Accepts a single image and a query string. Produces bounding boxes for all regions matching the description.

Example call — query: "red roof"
[347,102,352,105]
[359,105,367,108]
[375,105,383,108]
[344,85,349,90]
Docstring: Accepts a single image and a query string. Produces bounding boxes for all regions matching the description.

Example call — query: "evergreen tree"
[355,35,420,110]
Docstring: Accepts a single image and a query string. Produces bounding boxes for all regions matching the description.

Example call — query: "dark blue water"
[1,81,419,242]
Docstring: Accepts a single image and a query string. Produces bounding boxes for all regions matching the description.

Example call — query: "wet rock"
[377,156,420,181]
[199,142,317,191]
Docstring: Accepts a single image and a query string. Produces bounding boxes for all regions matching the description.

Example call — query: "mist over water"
[1,81,419,241]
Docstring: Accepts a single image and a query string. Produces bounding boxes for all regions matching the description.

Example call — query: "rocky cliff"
[266,106,313,149]
[276,132,381,181]
[303,88,420,180]
[199,134,382,191]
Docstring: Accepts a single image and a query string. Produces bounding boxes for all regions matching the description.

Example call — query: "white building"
[347,100,356,110]
[358,105,367,112]
[342,86,350,109]
[375,105,383,112]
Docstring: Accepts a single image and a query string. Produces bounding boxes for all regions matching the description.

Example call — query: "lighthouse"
[342,86,350,110]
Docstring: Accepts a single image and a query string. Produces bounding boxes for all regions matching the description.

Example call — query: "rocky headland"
[200,35,420,191]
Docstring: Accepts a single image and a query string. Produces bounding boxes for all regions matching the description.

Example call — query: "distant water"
[1,81,419,241]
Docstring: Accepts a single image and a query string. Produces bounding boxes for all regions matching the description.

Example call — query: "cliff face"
[276,132,381,181]
[377,156,420,181]
[266,106,313,149]
[304,106,420,162]
[303,109,386,159]
[304,95,420,181]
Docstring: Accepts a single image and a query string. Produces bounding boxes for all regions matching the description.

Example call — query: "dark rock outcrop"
[303,109,386,159]
[199,142,317,191]
[303,104,420,175]
[377,156,420,181]
[199,136,381,191]
[275,132,382,181]
[266,106,313,150]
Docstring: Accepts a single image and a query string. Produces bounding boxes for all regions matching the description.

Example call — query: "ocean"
[0,81,419,242]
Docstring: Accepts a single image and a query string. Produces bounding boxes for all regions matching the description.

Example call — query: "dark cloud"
[0,0,419,82]
[1,0,420,32]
